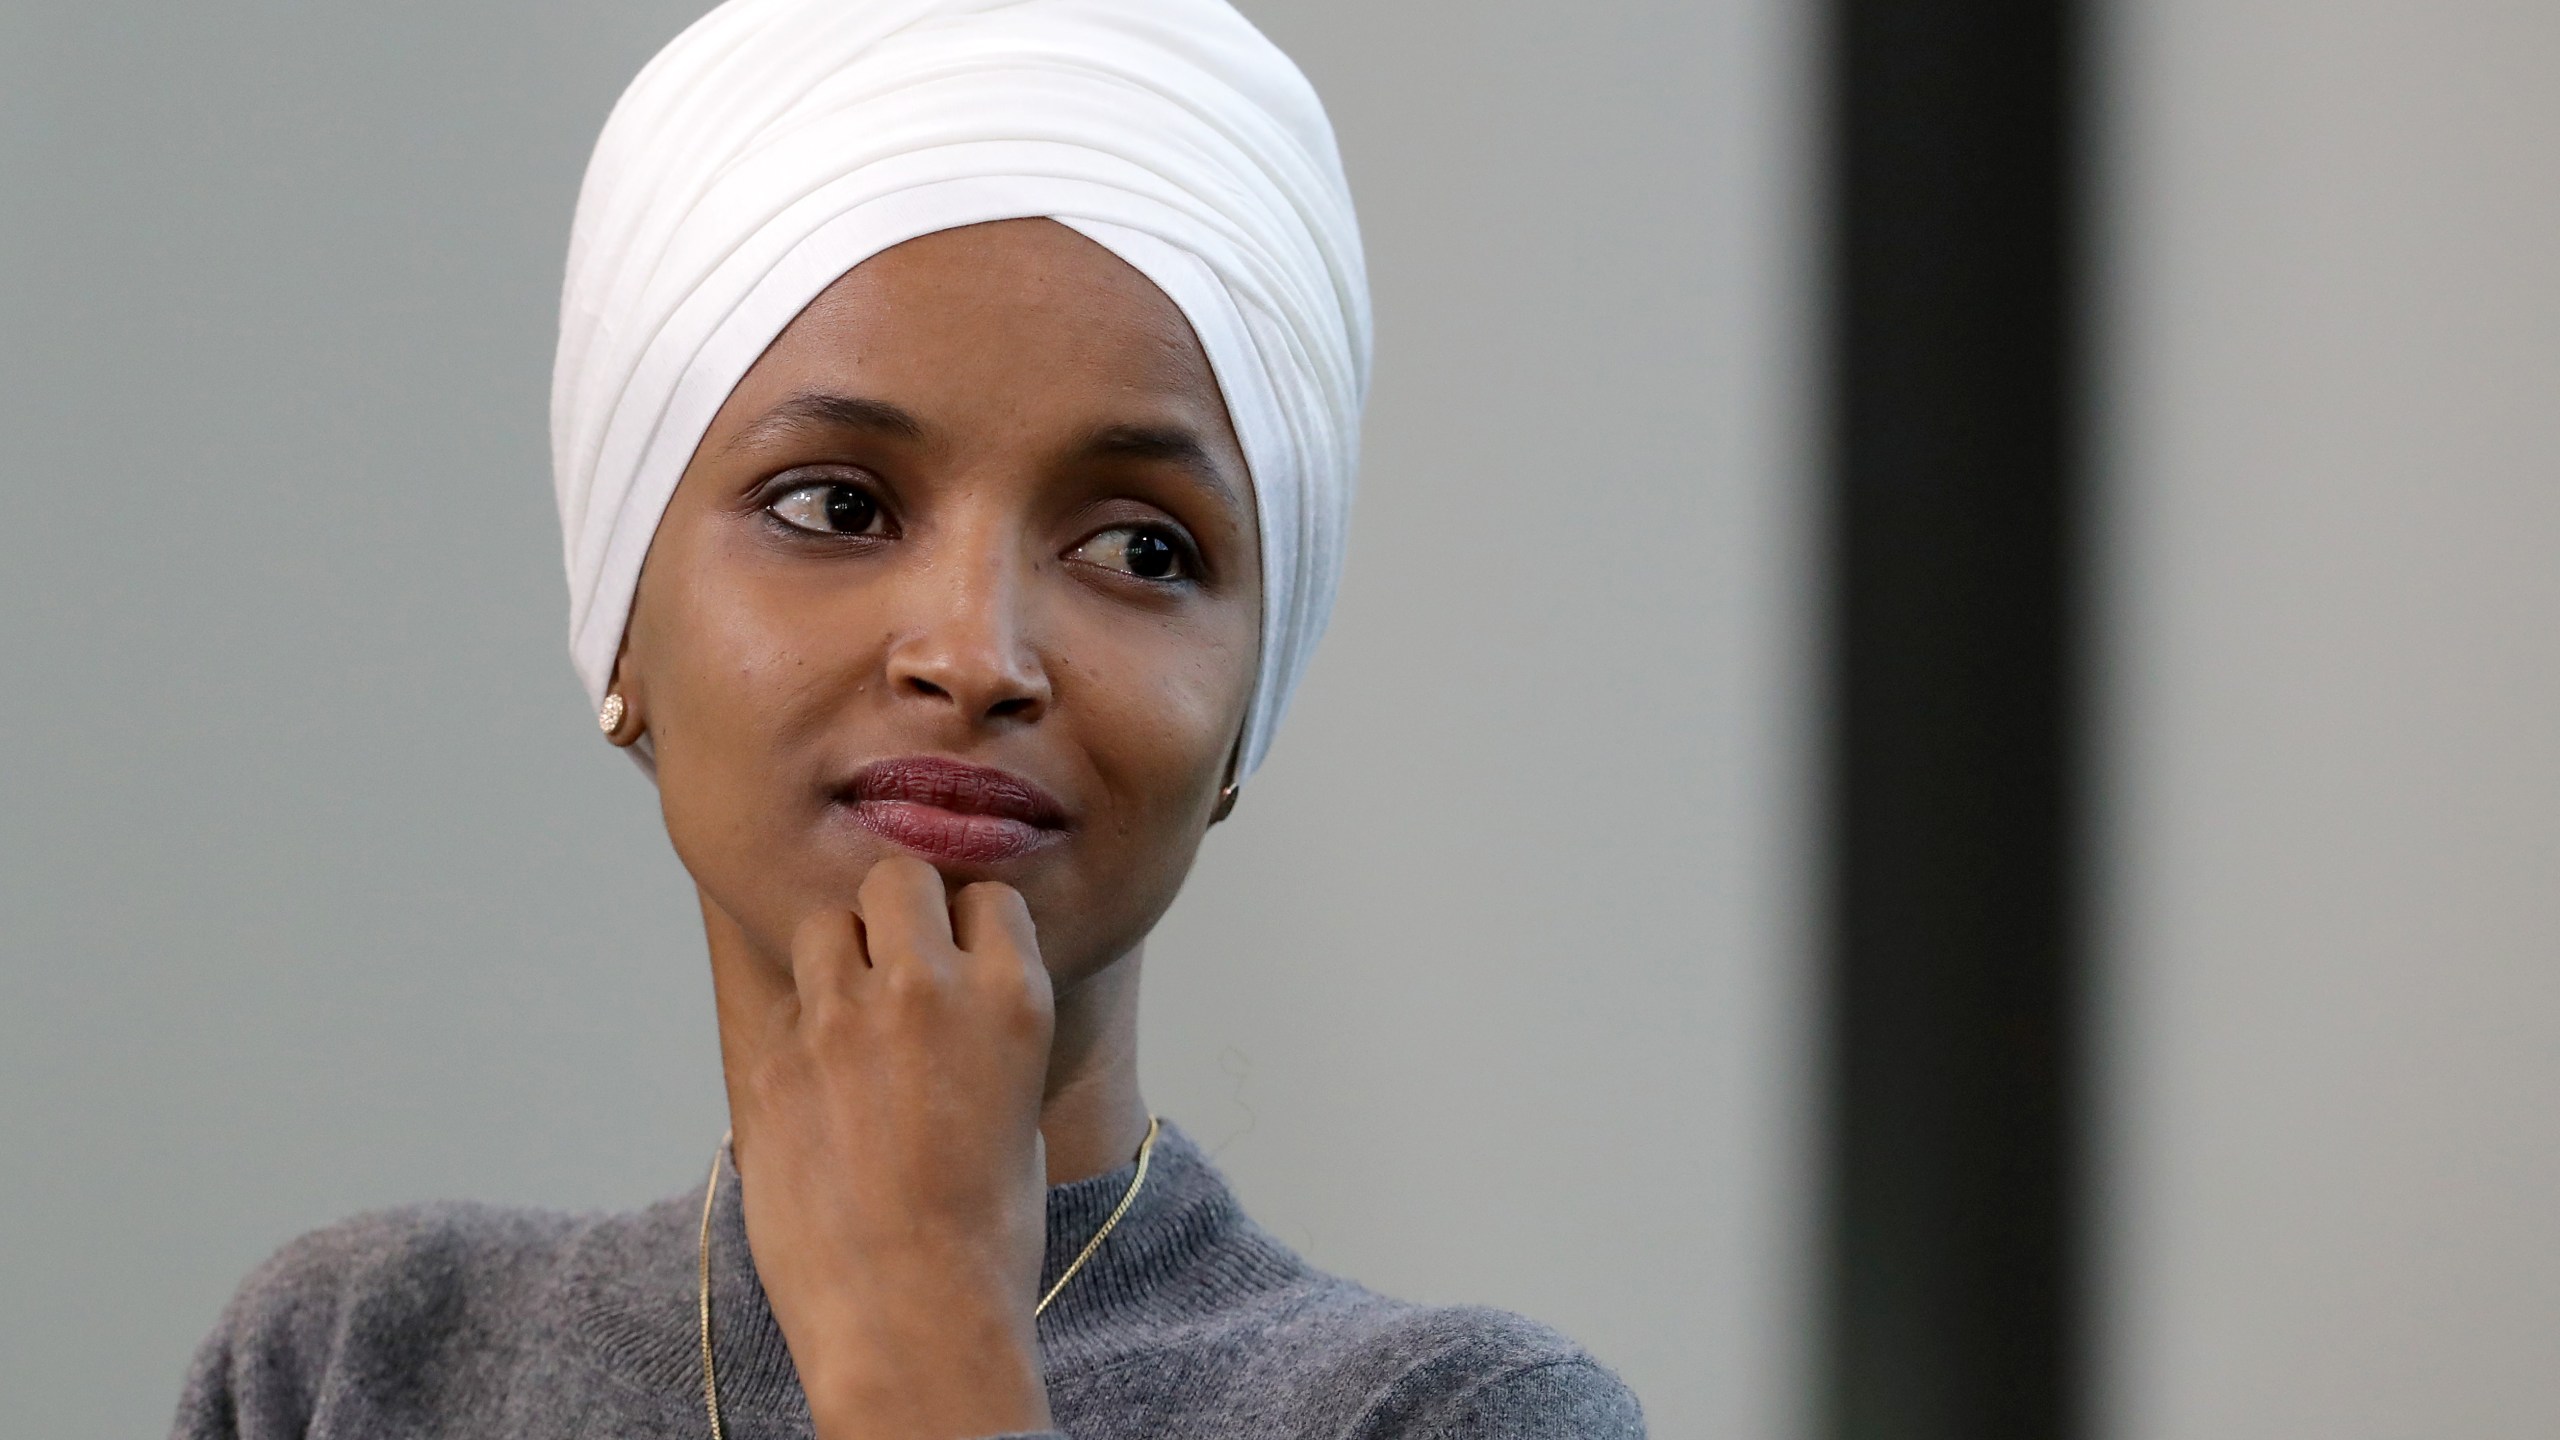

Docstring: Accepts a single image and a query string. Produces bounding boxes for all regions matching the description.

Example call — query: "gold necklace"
[695,1117,1162,1440]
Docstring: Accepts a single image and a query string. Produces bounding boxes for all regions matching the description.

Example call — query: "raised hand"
[719,853,1058,1440]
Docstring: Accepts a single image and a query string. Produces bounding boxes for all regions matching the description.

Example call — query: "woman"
[175,2,1643,1436]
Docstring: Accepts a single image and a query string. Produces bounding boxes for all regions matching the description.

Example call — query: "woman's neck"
[1036,947,1154,1185]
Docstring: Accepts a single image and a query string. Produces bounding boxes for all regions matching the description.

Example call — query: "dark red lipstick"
[838,756,1070,865]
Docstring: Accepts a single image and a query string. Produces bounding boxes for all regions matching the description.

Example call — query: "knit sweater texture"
[172,1121,1644,1438]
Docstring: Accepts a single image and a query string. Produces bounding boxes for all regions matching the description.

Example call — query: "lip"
[835,755,1071,865]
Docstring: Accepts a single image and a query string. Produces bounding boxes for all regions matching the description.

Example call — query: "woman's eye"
[768,482,885,536]
[1070,525,1193,582]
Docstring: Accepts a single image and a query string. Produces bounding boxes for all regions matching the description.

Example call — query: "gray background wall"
[21,2,2550,1436]
[2094,1,2560,1435]
[0,2,1814,1436]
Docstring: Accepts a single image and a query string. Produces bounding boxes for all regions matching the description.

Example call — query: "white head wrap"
[551,0,1369,778]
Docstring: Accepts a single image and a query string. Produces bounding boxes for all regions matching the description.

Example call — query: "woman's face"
[618,218,1262,987]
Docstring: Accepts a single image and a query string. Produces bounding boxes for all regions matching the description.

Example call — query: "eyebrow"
[725,392,1242,505]
[724,391,927,453]
[1076,422,1243,506]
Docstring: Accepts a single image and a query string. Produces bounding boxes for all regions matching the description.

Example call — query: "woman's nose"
[880,544,1053,728]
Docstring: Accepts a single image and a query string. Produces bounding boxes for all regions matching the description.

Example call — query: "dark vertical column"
[1819,1,2086,1438]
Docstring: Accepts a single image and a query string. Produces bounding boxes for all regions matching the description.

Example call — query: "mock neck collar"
[679,1118,1246,1423]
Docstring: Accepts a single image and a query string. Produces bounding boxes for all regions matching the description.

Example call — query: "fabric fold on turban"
[551,0,1371,778]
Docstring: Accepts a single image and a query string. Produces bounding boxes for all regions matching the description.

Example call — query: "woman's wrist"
[794,1268,1052,1440]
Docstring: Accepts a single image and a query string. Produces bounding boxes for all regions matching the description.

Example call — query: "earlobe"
[1206,730,1244,825]
[599,691,642,746]
[600,649,645,748]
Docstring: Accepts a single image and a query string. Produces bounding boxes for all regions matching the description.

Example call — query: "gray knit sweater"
[172,1121,1643,1438]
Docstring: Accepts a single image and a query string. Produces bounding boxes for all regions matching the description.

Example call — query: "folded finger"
[856,853,956,971]
[787,906,870,1002]
[951,880,1038,970]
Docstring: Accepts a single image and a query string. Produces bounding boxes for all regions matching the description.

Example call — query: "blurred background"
[0,2,2550,1439]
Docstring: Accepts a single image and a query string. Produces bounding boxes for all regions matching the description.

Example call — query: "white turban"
[551,0,1370,778]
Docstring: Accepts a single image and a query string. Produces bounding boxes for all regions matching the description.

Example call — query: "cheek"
[1025,601,1252,979]
[641,538,874,844]
[1059,606,1256,818]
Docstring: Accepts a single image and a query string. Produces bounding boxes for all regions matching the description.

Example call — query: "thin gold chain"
[1034,1115,1160,1315]
[697,1133,729,1440]
[697,1116,1163,1440]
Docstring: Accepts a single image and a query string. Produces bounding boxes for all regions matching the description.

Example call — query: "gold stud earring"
[1210,781,1241,824]
[597,692,626,737]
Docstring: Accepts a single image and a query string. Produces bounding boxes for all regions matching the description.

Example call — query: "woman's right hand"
[717,853,1060,1440]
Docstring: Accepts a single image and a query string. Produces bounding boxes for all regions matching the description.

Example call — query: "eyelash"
[758,472,1207,585]
[1067,522,1205,586]
[759,473,894,540]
